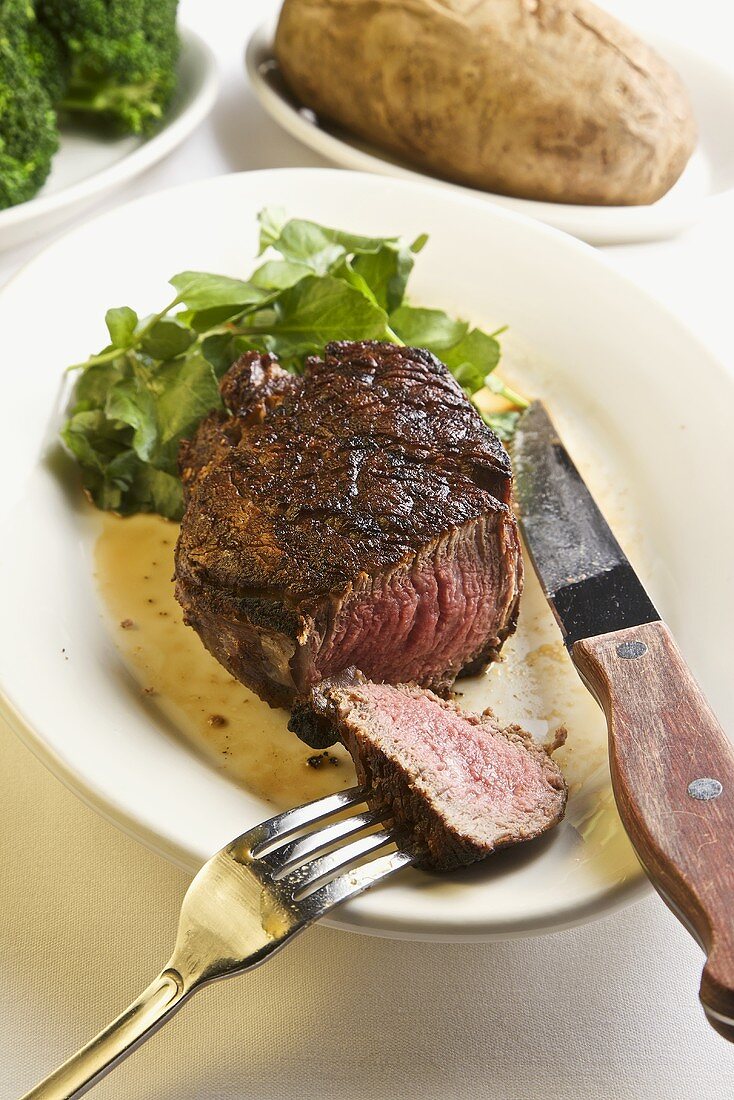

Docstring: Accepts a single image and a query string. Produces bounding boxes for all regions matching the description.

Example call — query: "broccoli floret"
[36,0,180,135]
[26,16,68,104]
[0,2,59,209]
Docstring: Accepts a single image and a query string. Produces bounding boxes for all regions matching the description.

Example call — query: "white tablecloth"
[2,3,733,1096]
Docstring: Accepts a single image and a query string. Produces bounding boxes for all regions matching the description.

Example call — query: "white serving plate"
[0,169,732,941]
[246,21,734,246]
[0,27,219,253]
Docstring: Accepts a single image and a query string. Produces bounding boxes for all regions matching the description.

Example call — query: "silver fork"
[22,786,412,1099]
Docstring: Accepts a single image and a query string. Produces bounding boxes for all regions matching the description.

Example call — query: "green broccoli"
[26,14,68,104]
[0,1,59,210]
[36,0,180,135]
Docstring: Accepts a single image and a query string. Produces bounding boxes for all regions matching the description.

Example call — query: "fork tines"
[244,785,413,918]
[249,785,371,857]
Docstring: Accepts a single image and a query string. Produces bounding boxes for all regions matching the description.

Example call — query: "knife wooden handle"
[573,620,734,1041]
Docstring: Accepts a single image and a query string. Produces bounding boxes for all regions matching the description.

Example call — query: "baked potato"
[275,0,696,206]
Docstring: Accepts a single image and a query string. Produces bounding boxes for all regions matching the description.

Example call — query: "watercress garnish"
[61,210,526,519]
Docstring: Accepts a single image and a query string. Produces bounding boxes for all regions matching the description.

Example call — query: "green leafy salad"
[61,209,527,521]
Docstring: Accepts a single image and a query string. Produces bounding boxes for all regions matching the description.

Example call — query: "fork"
[22,786,412,1099]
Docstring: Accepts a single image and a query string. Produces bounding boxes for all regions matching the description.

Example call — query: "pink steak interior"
[352,683,560,839]
[311,514,519,689]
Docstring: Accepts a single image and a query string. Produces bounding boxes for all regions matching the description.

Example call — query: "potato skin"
[275,0,696,206]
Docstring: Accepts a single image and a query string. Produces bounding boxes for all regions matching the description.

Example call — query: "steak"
[175,342,523,735]
[289,670,567,871]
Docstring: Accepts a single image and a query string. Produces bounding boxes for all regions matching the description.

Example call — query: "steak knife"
[512,401,734,1041]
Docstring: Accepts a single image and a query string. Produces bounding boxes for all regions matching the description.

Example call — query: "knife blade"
[512,400,734,1042]
[512,400,659,647]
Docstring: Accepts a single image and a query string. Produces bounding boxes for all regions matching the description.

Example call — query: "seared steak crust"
[290,670,567,871]
[219,352,299,425]
[175,342,523,714]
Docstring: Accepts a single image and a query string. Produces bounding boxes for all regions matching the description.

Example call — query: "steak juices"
[175,342,566,870]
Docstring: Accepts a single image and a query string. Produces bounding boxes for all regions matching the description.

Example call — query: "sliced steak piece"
[175,342,523,717]
[289,671,567,871]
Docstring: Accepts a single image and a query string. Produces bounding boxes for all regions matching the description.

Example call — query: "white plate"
[0,28,219,253]
[1,169,732,941]
[246,21,734,246]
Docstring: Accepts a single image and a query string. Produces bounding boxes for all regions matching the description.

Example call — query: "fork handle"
[573,621,734,1040]
[20,968,189,1099]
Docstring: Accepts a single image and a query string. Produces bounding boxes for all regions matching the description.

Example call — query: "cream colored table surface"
[2,2,734,1097]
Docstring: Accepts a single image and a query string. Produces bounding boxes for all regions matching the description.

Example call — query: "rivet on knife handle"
[573,620,734,1040]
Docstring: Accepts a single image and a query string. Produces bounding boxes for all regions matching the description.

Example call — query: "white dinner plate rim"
[0,686,652,942]
[1,167,732,941]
